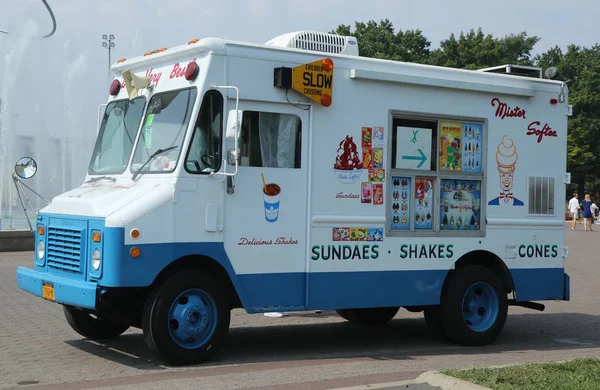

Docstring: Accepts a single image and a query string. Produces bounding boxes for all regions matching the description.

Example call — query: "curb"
[327,371,490,390]
[0,229,34,252]
[417,371,491,389]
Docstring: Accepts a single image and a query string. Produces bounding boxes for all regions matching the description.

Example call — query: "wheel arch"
[150,254,243,309]
[446,250,514,295]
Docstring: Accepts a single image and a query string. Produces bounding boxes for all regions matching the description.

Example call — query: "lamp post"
[102,34,115,81]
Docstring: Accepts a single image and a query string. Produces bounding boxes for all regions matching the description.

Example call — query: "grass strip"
[443,358,600,390]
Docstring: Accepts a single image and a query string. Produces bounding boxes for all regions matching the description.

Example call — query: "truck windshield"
[130,88,197,174]
[88,97,145,175]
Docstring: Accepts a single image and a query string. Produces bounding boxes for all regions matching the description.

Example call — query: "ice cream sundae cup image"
[261,174,281,222]
[488,136,524,206]
[334,135,364,184]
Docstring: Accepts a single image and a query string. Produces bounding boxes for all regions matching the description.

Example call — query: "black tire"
[142,269,230,366]
[63,306,129,340]
[341,307,400,325]
[439,265,508,346]
[335,309,352,321]
[423,305,447,339]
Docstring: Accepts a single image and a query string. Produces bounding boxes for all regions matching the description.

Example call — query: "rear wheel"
[142,269,230,366]
[63,306,129,340]
[439,265,508,346]
[338,307,399,326]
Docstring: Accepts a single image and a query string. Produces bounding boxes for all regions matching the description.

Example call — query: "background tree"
[428,28,540,69]
[332,19,431,63]
[536,45,600,199]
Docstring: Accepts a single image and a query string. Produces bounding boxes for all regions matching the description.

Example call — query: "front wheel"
[142,270,230,366]
[63,306,129,340]
[440,265,508,346]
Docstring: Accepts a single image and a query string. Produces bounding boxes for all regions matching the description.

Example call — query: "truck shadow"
[64,311,600,371]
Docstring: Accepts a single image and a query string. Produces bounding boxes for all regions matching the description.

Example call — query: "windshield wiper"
[84,176,116,184]
[132,146,178,181]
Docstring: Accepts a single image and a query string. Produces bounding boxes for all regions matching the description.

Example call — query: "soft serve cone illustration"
[488,135,523,206]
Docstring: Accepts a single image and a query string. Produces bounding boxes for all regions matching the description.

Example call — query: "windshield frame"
[88,96,147,175]
[128,86,199,177]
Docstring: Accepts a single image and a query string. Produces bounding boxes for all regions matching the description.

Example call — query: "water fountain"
[0,19,95,230]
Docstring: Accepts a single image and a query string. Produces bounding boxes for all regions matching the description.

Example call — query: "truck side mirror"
[14,157,38,179]
[226,109,242,139]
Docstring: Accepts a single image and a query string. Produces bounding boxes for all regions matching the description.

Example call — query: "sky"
[0,0,598,214]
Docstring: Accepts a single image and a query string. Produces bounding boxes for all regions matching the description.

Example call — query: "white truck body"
[17,31,570,365]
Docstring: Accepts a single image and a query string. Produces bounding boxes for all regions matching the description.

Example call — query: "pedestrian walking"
[568,193,580,231]
[591,201,599,225]
[581,194,594,232]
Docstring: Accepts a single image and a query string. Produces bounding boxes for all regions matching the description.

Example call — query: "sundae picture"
[488,135,524,206]
[334,135,364,184]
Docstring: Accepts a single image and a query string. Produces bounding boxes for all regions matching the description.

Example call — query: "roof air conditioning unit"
[265,30,359,56]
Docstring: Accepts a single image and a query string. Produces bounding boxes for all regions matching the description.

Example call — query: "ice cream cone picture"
[488,135,524,206]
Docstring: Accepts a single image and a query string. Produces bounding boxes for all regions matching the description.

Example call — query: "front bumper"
[16,266,98,309]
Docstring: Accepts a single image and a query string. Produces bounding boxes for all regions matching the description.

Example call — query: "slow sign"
[292,58,334,107]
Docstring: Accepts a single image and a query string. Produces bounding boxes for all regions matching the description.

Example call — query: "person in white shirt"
[568,193,580,231]
[592,201,600,225]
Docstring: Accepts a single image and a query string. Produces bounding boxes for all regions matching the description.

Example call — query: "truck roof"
[112,33,566,96]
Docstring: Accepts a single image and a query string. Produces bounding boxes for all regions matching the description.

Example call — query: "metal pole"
[102,34,115,81]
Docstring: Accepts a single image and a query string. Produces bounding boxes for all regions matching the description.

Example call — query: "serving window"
[387,114,485,236]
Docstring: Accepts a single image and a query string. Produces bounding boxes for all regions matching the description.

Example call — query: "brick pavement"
[0,226,599,389]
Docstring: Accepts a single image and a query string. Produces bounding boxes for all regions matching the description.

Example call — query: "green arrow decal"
[401,148,427,168]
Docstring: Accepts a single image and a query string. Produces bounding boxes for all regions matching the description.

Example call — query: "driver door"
[223,101,309,310]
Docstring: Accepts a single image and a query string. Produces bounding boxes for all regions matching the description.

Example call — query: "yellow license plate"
[42,282,55,301]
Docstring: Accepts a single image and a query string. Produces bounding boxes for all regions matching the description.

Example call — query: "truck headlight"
[37,241,45,260]
[92,248,101,270]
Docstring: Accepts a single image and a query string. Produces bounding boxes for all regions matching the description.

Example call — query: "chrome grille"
[47,227,83,272]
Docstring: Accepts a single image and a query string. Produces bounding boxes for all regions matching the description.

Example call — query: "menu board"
[391,176,411,230]
[439,179,482,231]
[438,122,483,173]
[462,123,482,173]
[414,177,434,229]
[438,122,463,172]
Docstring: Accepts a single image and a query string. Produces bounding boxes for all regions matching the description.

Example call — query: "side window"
[185,91,223,174]
[239,111,302,168]
[389,117,485,236]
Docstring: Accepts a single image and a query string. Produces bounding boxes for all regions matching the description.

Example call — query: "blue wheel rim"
[168,288,218,349]
[461,282,499,332]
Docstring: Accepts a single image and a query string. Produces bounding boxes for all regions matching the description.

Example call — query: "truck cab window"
[89,97,145,175]
[185,90,223,174]
[239,111,301,168]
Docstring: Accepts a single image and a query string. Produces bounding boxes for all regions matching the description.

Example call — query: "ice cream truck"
[16,30,571,365]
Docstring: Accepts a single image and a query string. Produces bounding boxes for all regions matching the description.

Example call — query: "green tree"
[332,19,431,63]
[535,45,600,199]
[427,28,540,69]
